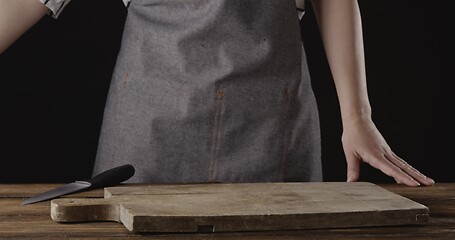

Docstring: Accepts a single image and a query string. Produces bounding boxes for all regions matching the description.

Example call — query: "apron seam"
[208,89,225,182]
[280,88,291,180]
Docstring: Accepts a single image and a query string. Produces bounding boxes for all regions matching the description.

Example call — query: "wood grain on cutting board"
[50,182,429,233]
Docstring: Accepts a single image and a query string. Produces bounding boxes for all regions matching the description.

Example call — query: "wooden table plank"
[383,183,455,217]
[0,219,454,239]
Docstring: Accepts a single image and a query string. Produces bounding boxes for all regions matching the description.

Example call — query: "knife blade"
[21,164,135,205]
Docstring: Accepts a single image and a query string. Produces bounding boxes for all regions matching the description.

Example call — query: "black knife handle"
[87,164,135,189]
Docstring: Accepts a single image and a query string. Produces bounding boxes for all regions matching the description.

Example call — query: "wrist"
[340,107,372,128]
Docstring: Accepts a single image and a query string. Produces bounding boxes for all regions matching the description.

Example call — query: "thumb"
[346,154,360,182]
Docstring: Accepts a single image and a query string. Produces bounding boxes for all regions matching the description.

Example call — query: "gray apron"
[93,0,322,183]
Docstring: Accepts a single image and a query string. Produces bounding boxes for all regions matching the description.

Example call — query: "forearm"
[0,0,48,54]
[311,0,371,126]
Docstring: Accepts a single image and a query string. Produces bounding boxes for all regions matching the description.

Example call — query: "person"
[0,0,435,186]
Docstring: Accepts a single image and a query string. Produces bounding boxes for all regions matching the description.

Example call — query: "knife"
[21,164,135,205]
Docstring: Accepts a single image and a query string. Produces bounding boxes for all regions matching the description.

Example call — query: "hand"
[341,117,435,186]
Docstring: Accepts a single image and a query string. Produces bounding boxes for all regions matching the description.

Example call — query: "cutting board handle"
[51,198,120,222]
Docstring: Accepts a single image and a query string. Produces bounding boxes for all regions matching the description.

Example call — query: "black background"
[0,0,452,183]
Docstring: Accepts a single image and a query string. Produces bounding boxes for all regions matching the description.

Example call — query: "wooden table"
[1,183,454,239]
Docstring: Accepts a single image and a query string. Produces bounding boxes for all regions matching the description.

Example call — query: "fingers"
[386,152,435,186]
[346,154,360,182]
[362,153,421,186]
[362,151,436,187]
[344,150,417,185]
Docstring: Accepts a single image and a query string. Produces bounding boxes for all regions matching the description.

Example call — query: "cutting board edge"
[121,207,430,233]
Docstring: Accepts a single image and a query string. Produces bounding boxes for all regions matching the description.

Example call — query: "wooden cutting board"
[50,182,429,233]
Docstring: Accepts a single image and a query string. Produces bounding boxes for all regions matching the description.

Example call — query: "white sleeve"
[39,0,71,19]
[296,0,305,20]
[123,0,131,7]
